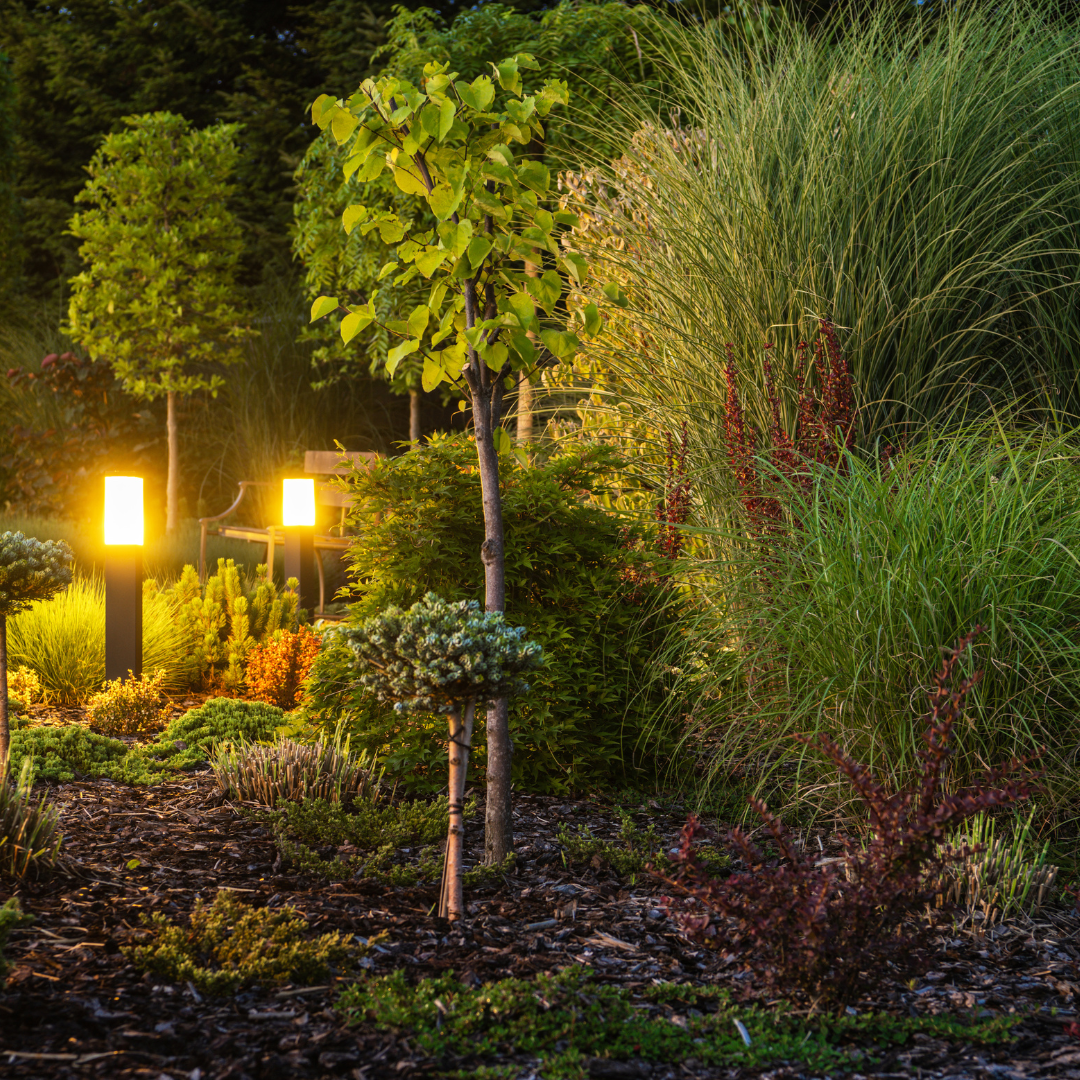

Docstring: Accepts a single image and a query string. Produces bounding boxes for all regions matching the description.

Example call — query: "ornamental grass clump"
[937,809,1059,924]
[658,632,1040,1008]
[0,531,73,763]
[0,757,62,878]
[343,592,542,919]
[211,731,377,808]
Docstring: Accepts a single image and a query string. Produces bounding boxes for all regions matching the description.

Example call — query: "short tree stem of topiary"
[341,593,542,921]
[441,698,477,920]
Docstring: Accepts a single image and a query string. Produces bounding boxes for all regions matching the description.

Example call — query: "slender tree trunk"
[516,376,533,443]
[166,390,179,533]
[440,698,476,921]
[484,696,512,862]
[0,614,9,770]
[409,389,422,443]
[463,276,514,864]
[517,258,540,443]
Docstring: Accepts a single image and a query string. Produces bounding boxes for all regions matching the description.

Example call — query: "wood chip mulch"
[1,761,1078,1080]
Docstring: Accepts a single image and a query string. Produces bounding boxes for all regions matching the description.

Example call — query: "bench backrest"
[304,450,378,509]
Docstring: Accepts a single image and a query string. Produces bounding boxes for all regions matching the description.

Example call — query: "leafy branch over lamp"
[341,593,542,920]
[0,532,74,766]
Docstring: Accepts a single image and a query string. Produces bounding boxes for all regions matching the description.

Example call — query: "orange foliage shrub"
[244,627,322,710]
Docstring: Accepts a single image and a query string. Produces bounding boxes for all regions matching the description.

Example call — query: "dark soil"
[1,727,1079,1079]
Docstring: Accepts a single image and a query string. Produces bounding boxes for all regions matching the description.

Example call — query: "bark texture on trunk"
[166,390,178,533]
[516,375,533,443]
[409,389,422,443]
[0,614,8,769]
[462,277,514,863]
[483,695,512,863]
[517,258,540,443]
[440,698,476,921]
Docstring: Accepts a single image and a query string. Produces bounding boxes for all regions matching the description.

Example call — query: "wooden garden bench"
[198,450,378,615]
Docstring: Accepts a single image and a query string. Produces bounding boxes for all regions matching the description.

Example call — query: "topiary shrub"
[0,531,73,763]
[304,435,683,794]
[345,592,542,919]
[244,626,322,709]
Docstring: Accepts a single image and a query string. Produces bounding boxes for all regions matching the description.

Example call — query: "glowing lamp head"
[283,478,316,527]
[103,476,144,545]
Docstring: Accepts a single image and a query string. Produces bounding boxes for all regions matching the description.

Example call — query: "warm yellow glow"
[104,476,144,545]
[283,478,316,527]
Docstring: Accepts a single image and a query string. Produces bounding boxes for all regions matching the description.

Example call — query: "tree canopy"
[66,112,253,532]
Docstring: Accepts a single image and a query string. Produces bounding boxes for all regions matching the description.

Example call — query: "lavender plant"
[342,592,542,919]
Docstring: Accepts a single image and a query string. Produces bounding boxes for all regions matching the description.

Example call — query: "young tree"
[309,55,609,859]
[66,112,253,532]
[294,0,670,444]
[0,532,73,767]
[344,592,541,919]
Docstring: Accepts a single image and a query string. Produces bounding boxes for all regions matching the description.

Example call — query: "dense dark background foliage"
[303,435,685,793]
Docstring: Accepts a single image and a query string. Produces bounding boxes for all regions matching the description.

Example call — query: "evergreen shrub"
[145,697,285,771]
[244,626,321,708]
[147,560,300,692]
[123,889,365,994]
[304,436,683,793]
[10,698,286,783]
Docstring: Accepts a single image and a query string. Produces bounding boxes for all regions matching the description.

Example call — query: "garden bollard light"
[104,475,143,682]
[282,478,316,614]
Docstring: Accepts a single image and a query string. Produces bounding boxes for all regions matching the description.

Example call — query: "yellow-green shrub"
[88,669,171,737]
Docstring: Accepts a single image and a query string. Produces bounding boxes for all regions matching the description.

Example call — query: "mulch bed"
[1,706,1079,1078]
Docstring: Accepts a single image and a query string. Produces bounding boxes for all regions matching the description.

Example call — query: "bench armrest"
[199,481,274,580]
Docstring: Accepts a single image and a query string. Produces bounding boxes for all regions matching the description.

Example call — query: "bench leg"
[266,526,275,584]
[315,550,326,615]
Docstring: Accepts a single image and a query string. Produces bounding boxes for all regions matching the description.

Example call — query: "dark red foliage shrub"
[656,422,692,560]
[2,351,158,517]
[723,319,855,538]
[656,630,1040,1007]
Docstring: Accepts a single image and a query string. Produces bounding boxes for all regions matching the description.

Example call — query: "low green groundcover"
[337,967,1020,1077]
[10,698,285,783]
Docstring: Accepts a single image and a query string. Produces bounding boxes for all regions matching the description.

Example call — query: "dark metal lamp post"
[282,478,316,615]
[104,475,143,682]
